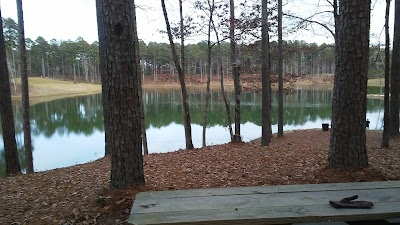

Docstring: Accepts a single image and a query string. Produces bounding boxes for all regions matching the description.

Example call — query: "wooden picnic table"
[128,181,400,225]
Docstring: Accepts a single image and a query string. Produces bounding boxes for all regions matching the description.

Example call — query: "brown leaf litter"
[0,129,399,224]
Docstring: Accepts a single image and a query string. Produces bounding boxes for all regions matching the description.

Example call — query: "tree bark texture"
[97,0,145,189]
[333,0,339,42]
[382,0,391,148]
[180,0,194,149]
[328,0,370,169]
[390,0,400,136]
[180,0,185,75]
[161,0,194,150]
[139,86,148,154]
[230,0,242,143]
[261,0,272,146]
[277,0,284,137]
[17,0,34,173]
[95,0,112,156]
[0,9,21,176]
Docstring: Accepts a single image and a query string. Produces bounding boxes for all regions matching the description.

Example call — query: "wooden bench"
[128,181,400,225]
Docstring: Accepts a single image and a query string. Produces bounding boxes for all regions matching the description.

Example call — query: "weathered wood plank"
[137,181,400,199]
[130,202,400,225]
[295,222,348,225]
[128,181,400,225]
[134,188,400,213]
[386,217,400,223]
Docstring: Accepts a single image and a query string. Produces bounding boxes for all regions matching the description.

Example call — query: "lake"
[0,86,384,176]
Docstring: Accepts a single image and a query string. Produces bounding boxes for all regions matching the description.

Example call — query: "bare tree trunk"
[11,46,17,94]
[230,0,242,142]
[333,0,339,42]
[41,57,45,77]
[390,0,400,136]
[46,54,50,78]
[136,37,148,156]
[382,0,391,148]
[84,56,89,83]
[95,0,111,156]
[140,91,149,155]
[202,0,214,148]
[161,0,194,149]
[328,0,370,169]
[153,58,156,83]
[0,10,21,176]
[219,65,234,140]
[200,60,203,83]
[97,0,145,189]
[210,10,233,141]
[277,0,284,137]
[142,60,145,85]
[7,59,17,94]
[261,0,272,145]
[62,53,65,79]
[73,63,76,82]
[179,0,185,76]
[77,61,81,81]
[17,0,34,173]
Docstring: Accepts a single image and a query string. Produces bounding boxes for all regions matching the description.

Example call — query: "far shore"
[10,77,385,105]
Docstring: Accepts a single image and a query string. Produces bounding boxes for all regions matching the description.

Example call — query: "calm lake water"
[0,86,384,176]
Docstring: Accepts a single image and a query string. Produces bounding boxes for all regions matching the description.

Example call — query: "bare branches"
[283,12,335,38]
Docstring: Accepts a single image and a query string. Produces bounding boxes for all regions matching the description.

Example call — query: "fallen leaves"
[0,129,399,225]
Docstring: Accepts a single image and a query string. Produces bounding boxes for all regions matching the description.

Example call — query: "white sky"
[0,0,393,45]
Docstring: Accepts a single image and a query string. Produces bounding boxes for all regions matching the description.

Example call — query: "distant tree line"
[3,16,385,87]
[3,17,100,84]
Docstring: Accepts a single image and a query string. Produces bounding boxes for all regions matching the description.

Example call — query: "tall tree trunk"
[140,88,149,154]
[11,47,17,94]
[136,27,148,156]
[333,0,339,42]
[0,9,21,176]
[153,58,156,83]
[328,0,370,169]
[211,10,233,141]
[41,57,45,77]
[180,0,185,75]
[277,0,284,137]
[17,0,34,173]
[220,64,234,141]
[390,0,400,136]
[73,63,76,82]
[95,0,111,156]
[230,0,242,142]
[382,0,391,148]
[161,0,194,149]
[202,0,214,147]
[261,0,272,145]
[97,0,145,189]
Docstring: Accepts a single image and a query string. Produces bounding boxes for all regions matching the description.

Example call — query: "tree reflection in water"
[0,87,383,176]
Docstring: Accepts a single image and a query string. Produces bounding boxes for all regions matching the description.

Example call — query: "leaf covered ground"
[1,129,399,225]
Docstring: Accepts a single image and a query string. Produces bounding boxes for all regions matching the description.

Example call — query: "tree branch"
[283,12,335,38]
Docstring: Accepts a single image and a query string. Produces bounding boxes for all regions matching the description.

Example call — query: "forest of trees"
[3,16,386,89]
[1,0,398,190]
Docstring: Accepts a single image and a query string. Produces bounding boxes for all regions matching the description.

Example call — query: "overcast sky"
[0,0,393,45]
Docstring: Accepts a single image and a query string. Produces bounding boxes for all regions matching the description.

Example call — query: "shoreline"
[10,77,384,105]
